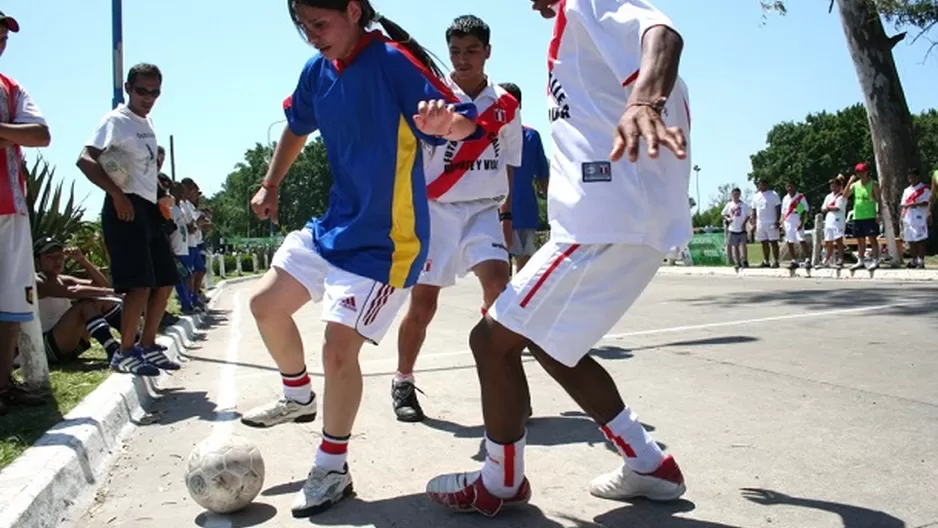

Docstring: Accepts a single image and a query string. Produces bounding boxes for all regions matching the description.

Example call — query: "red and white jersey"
[424,76,523,203]
[545,0,692,251]
[0,74,47,216]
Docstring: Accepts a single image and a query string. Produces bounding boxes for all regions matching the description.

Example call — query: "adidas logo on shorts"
[339,297,357,312]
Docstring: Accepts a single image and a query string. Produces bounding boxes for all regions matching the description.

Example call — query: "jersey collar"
[445,74,496,103]
[333,30,384,73]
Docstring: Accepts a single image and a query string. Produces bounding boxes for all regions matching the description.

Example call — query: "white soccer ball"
[97,147,132,189]
[185,435,266,514]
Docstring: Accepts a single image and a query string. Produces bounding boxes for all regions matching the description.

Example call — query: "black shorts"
[853,218,880,238]
[102,193,180,293]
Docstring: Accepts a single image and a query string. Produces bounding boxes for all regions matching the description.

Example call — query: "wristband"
[626,96,667,115]
[499,211,512,222]
[260,181,277,191]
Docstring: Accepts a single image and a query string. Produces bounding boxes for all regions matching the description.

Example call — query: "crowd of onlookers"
[719,162,934,271]
[0,13,211,415]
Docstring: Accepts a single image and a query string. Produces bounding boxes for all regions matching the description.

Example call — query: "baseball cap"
[855,162,869,172]
[33,236,64,256]
[0,11,20,32]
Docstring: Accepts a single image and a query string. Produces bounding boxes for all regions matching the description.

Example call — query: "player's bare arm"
[612,25,685,163]
[414,99,478,141]
[76,146,135,222]
[66,247,112,288]
[253,126,309,224]
[0,122,49,147]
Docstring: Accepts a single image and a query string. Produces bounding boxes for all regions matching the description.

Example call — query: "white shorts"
[271,229,409,345]
[824,226,844,242]
[755,223,779,242]
[0,214,35,322]
[904,222,928,243]
[510,229,538,257]
[488,240,663,367]
[419,200,508,288]
[783,223,805,243]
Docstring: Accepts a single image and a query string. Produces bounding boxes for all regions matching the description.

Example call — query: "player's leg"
[426,243,684,517]
[241,230,320,428]
[100,194,159,376]
[394,284,441,421]
[47,301,120,362]
[138,207,181,370]
[292,269,410,517]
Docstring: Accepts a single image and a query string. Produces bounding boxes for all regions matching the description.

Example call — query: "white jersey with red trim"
[424,76,523,204]
[546,0,692,250]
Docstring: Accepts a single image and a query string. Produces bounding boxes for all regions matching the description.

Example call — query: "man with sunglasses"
[76,63,180,376]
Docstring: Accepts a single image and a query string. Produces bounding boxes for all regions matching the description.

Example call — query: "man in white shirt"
[169,182,196,312]
[900,168,930,268]
[392,14,523,422]
[428,0,689,515]
[820,175,847,268]
[780,181,811,269]
[180,178,207,307]
[750,179,781,268]
[0,11,52,413]
[76,63,180,376]
[721,188,751,270]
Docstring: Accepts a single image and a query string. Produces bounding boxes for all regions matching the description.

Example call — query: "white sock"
[480,434,525,498]
[393,371,415,385]
[314,431,349,472]
[600,407,664,474]
[281,368,312,404]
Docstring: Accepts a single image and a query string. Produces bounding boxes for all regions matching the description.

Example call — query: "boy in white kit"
[427,0,691,516]
[781,181,811,269]
[722,188,750,270]
[751,179,781,268]
[820,175,847,268]
[392,14,523,422]
[901,168,930,268]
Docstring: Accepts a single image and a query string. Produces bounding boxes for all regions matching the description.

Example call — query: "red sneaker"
[426,470,531,517]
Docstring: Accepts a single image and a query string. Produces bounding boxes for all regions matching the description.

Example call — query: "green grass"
[0,344,111,469]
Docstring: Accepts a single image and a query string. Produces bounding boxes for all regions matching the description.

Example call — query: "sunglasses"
[132,86,161,98]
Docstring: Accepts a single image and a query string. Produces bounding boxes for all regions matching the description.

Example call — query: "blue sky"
[4,0,936,221]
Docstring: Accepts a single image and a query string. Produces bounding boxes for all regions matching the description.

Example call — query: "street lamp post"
[692,164,701,215]
[111,0,124,109]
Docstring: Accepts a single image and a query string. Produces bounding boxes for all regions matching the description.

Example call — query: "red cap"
[855,162,869,172]
[0,12,19,33]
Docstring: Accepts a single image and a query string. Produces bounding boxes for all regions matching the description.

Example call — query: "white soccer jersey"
[544,0,692,251]
[901,183,930,227]
[781,192,809,227]
[424,76,523,204]
[823,192,847,228]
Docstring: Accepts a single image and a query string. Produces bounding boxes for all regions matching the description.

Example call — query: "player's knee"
[469,321,495,363]
[407,292,438,327]
[479,277,507,306]
[249,289,276,321]
[78,301,99,320]
[321,328,360,374]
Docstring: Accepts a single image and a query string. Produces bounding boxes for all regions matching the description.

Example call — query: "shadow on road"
[740,488,905,528]
[680,286,938,316]
[194,502,278,527]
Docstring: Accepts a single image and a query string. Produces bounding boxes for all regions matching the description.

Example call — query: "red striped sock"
[281,368,312,404]
[600,407,664,474]
[480,433,525,499]
[315,431,350,472]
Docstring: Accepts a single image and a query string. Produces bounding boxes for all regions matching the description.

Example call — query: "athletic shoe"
[109,347,160,376]
[291,463,354,517]
[240,395,317,428]
[142,345,181,371]
[0,379,46,407]
[391,380,425,422]
[589,454,686,501]
[426,470,531,517]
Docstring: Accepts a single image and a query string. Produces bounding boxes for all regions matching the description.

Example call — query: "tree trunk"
[835,0,922,265]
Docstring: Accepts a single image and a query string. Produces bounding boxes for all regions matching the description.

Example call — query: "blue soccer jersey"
[284,31,478,288]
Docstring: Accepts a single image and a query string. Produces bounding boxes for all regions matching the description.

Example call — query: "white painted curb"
[655,265,938,282]
[0,276,260,528]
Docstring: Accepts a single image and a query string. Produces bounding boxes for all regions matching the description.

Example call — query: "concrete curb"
[0,276,259,528]
[656,264,938,282]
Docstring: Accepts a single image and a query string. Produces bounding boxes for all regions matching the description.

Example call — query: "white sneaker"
[291,463,354,518]
[240,394,317,428]
[589,454,686,501]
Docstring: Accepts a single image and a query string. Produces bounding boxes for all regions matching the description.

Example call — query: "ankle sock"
[600,407,664,473]
[480,433,525,498]
[315,431,349,472]
[281,367,312,404]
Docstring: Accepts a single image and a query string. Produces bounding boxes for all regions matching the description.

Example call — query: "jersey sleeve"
[383,44,479,146]
[502,101,524,168]
[85,113,125,151]
[721,203,731,216]
[836,195,847,210]
[575,0,677,86]
[14,86,47,126]
[283,57,320,137]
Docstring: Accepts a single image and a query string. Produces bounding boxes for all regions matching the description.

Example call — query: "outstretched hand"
[611,103,686,163]
[414,100,456,137]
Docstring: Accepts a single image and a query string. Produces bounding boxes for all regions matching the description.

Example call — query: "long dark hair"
[288,0,445,78]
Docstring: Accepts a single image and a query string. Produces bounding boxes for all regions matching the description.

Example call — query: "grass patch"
[0,344,111,469]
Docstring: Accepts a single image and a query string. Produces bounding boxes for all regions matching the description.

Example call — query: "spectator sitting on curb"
[34,237,124,363]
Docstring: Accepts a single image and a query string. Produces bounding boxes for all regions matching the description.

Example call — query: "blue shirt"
[284,32,478,288]
[510,126,549,230]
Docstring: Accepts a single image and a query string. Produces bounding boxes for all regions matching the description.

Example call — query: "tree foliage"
[748,103,938,212]
[205,137,333,240]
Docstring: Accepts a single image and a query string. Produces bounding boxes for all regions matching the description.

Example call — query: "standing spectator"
[820,175,847,268]
[499,83,549,273]
[900,168,930,268]
[169,183,196,312]
[780,181,811,269]
[750,179,781,268]
[843,162,881,270]
[180,178,207,306]
[722,188,750,270]
[75,63,180,376]
[0,11,51,413]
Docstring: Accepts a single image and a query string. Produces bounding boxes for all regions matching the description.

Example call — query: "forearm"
[442,115,479,142]
[501,166,514,214]
[0,123,51,147]
[627,26,683,106]
[262,127,307,187]
[68,285,115,298]
[77,150,125,198]
[78,259,110,287]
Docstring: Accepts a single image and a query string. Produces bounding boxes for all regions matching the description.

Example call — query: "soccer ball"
[185,435,266,514]
[97,147,132,189]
